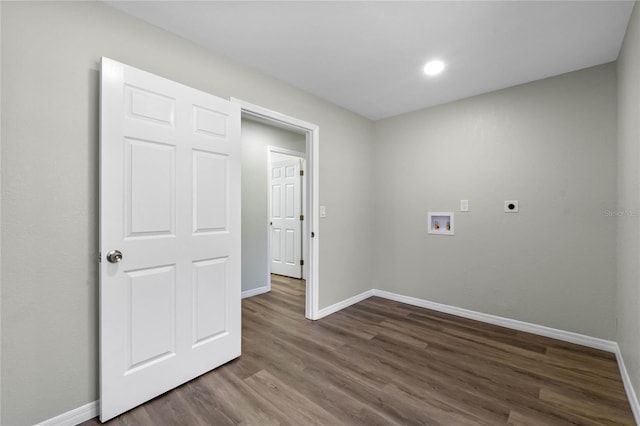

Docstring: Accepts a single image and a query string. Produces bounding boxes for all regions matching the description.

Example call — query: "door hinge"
[98,251,102,263]
[300,214,304,221]
[300,170,304,176]
[300,259,304,266]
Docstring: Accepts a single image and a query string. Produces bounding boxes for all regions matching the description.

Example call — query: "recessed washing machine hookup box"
[428,212,454,235]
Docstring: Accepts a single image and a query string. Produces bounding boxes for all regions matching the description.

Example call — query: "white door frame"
[232,98,320,320]
[268,147,306,281]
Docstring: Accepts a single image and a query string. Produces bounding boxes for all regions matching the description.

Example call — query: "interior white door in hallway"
[100,58,241,421]
[270,157,303,279]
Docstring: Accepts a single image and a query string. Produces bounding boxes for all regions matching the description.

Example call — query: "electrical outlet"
[505,200,519,213]
[460,200,469,212]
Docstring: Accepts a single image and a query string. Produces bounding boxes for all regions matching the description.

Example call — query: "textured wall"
[617,1,640,408]
[372,64,618,340]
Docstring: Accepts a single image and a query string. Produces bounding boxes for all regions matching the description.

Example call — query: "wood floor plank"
[83,275,635,425]
[546,346,622,377]
[507,408,596,426]
[241,329,394,426]
[539,387,636,425]
[332,331,527,423]
[206,369,291,425]
[442,327,629,401]
[243,369,342,425]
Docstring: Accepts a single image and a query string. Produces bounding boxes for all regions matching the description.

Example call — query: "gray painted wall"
[241,120,306,293]
[617,1,640,404]
[372,63,618,340]
[0,2,373,424]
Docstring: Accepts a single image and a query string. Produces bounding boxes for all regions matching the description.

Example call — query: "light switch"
[320,205,327,218]
[460,200,469,212]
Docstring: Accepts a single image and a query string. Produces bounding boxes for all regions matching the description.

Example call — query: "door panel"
[126,265,176,371]
[285,230,296,264]
[194,105,227,137]
[100,57,241,421]
[125,139,176,237]
[193,151,227,233]
[126,85,175,126]
[285,183,295,218]
[271,228,282,262]
[272,185,281,218]
[192,257,228,346]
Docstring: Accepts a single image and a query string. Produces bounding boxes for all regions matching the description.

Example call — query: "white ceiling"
[106,1,634,121]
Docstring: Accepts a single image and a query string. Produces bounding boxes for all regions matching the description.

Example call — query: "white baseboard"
[35,400,98,426]
[316,289,374,319]
[614,344,640,425]
[371,289,617,353]
[241,285,270,299]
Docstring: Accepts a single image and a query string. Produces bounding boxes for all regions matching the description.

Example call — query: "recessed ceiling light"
[423,60,445,76]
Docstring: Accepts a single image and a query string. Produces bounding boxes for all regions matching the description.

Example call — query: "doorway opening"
[234,98,320,320]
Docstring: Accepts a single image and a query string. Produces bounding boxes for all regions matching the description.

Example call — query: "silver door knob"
[107,250,123,263]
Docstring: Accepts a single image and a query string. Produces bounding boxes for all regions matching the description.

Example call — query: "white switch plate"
[320,205,327,218]
[505,200,519,213]
[460,200,469,212]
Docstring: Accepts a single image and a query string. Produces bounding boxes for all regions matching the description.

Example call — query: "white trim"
[300,156,307,281]
[35,401,99,426]
[241,286,270,299]
[316,290,374,319]
[232,98,320,320]
[372,289,617,352]
[268,146,305,159]
[614,344,640,424]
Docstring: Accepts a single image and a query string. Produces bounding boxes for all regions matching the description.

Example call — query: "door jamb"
[231,98,320,320]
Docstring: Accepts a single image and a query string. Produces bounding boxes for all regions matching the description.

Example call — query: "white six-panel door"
[100,58,241,421]
[270,158,302,278]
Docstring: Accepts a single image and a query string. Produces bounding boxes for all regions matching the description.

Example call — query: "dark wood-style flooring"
[84,275,635,425]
